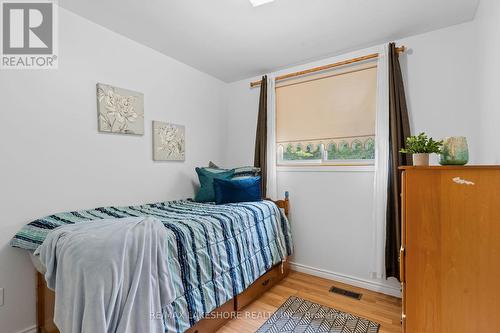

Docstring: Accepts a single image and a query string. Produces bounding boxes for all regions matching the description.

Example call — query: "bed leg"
[37,273,59,333]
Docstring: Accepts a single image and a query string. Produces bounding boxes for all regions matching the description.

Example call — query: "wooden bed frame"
[36,196,290,333]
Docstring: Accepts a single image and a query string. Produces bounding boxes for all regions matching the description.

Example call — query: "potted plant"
[400,133,443,166]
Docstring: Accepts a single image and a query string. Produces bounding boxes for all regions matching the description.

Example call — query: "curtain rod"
[250,45,406,88]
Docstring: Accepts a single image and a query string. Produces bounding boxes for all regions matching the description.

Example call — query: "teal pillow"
[195,167,235,202]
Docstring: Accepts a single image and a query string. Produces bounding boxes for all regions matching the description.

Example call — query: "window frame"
[274,62,377,168]
[277,142,375,167]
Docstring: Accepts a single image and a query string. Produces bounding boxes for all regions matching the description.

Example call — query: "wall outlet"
[0,288,4,307]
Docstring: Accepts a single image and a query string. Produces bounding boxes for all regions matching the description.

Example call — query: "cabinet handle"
[262,278,271,287]
[399,247,405,282]
[452,177,475,186]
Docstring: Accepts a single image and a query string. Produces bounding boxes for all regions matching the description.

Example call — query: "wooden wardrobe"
[400,166,500,333]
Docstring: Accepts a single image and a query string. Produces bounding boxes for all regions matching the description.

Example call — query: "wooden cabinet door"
[404,169,500,333]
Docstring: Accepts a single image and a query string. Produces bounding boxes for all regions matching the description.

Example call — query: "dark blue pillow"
[195,167,235,202]
[213,177,262,205]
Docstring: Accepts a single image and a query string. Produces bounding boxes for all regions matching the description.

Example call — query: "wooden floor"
[219,271,402,333]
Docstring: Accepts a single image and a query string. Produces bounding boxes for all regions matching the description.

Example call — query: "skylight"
[249,0,275,7]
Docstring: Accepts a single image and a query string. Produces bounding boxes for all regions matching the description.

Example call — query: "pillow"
[208,161,260,179]
[213,177,262,205]
[232,166,261,179]
[208,161,219,168]
[195,167,235,202]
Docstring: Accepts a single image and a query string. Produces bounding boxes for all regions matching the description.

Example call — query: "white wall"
[399,23,479,165]
[0,8,227,333]
[224,21,480,297]
[476,0,500,163]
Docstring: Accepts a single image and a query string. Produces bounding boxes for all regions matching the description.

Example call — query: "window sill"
[277,165,375,173]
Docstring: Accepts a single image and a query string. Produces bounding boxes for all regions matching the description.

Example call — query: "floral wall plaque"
[97,83,144,135]
[153,121,185,161]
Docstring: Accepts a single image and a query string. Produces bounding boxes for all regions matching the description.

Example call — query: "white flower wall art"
[97,83,144,135]
[153,121,185,161]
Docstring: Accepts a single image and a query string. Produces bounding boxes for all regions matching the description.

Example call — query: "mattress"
[29,252,45,274]
[11,199,293,332]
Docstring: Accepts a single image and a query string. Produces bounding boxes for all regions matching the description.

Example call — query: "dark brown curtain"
[385,43,412,280]
[254,76,268,197]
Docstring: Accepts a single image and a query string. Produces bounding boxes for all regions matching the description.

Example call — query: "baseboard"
[289,262,402,298]
[15,325,37,333]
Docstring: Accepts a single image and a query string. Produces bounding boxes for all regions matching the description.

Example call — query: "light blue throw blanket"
[34,217,175,333]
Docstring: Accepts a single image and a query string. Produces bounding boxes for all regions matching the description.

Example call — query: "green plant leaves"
[400,132,443,154]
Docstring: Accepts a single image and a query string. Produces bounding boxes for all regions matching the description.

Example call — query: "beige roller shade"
[276,63,377,143]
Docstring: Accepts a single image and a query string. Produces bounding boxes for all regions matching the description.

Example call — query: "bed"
[11,197,292,333]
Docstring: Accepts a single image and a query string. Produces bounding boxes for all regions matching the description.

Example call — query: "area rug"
[256,296,380,333]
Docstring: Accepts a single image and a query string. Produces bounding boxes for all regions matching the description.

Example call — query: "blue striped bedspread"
[11,199,293,333]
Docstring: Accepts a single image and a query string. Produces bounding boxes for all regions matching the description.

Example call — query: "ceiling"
[60,0,479,82]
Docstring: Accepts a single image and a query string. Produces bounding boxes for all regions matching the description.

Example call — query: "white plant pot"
[413,153,430,166]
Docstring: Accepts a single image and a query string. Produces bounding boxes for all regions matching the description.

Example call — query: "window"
[276,62,377,166]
